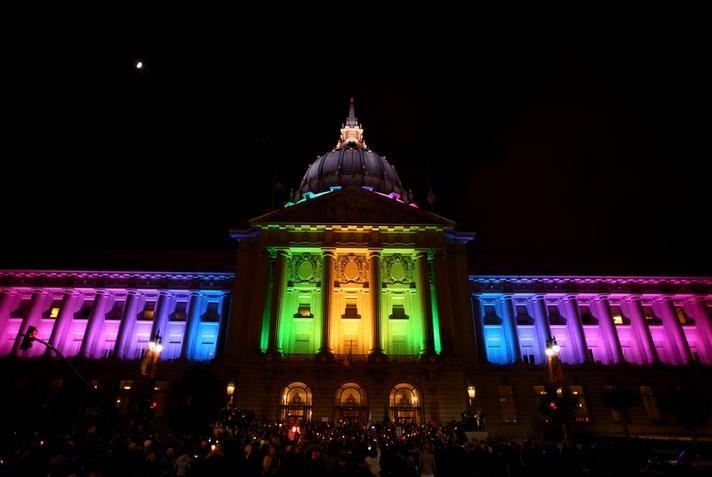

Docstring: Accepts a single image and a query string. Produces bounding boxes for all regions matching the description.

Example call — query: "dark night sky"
[1,6,710,275]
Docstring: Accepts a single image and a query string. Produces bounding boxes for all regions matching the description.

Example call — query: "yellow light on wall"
[49,307,61,318]
[467,385,476,400]
[226,382,236,397]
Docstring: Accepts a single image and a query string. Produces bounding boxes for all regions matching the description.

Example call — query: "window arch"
[389,383,422,424]
[280,382,312,423]
[335,382,368,425]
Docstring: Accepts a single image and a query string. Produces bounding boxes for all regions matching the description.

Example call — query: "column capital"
[624,294,642,303]
[532,294,547,302]
[158,290,172,298]
[415,249,429,259]
[267,247,289,259]
[367,249,382,258]
[322,248,336,258]
[93,289,110,297]
[687,296,708,305]
[592,294,611,303]
[562,294,579,302]
[126,290,141,297]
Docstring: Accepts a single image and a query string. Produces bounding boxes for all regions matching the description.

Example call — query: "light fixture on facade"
[467,385,476,400]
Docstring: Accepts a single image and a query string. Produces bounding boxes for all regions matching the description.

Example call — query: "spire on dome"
[338,97,366,148]
[346,97,358,127]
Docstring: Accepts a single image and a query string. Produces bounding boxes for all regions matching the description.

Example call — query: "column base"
[368,349,387,364]
[263,350,283,362]
[420,350,439,364]
[316,348,334,362]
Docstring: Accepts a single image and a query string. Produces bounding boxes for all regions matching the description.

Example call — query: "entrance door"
[335,383,368,425]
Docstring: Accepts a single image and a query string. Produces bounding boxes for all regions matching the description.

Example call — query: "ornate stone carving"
[337,254,367,284]
[289,254,321,285]
[383,254,414,285]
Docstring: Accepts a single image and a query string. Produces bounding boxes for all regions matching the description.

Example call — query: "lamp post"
[140,334,163,378]
[19,326,91,435]
[544,337,570,444]
[226,381,236,408]
[467,385,476,410]
[545,337,562,383]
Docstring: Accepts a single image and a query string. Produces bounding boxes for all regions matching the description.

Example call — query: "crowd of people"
[0,409,707,476]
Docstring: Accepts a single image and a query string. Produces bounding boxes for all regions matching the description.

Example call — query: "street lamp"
[545,337,560,357]
[467,385,476,409]
[226,381,236,406]
[148,340,164,354]
[18,325,91,434]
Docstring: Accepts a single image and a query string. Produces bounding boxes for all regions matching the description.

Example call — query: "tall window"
[76,301,94,320]
[342,298,360,319]
[47,301,62,319]
[579,305,596,324]
[640,386,661,422]
[12,299,31,319]
[604,385,622,423]
[203,302,220,322]
[294,303,313,318]
[515,305,532,324]
[675,307,691,325]
[171,301,188,321]
[642,306,659,323]
[140,302,155,321]
[497,385,517,423]
[106,301,125,321]
[610,306,625,325]
[547,305,565,324]
[483,305,500,324]
[569,385,590,423]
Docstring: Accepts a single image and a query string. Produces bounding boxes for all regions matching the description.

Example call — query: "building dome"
[297,99,411,203]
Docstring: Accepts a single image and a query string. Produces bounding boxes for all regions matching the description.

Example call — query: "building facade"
[1,103,711,438]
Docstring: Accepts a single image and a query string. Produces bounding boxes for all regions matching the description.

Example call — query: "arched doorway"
[389,383,422,424]
[280,382,312,423]
[335,383,368,425]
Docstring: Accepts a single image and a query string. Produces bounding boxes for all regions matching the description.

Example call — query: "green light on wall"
[430,281,442,354]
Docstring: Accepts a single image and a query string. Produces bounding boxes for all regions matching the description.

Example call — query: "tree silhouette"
[537,384,581,444]
[601,386,640,440]
[662,386,711,441]
[170,366,223,434]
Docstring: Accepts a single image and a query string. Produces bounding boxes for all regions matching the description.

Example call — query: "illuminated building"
[1,102,711,437]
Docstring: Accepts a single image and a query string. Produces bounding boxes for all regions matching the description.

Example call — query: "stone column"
[267,249,288,355]
[532,295,552,364]
[471,295,489,363]
[79,290,110,358]
[625,296,658,365]
[592,296,623,364]
[500,296,521,363]
[368,249,385,357]
[47,291,80,357]
[13,290,48,355]
[416,250,436,357]
[150,291,173,343]
[0,290,18,348]
[657,297,693,365]
[687,297,712,364]
[113,291,141,359]
[317,249,335,357]
[562,295,589,363]
[181,292,203,360]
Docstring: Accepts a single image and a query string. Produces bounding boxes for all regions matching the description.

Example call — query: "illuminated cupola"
[296,98,412,203]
